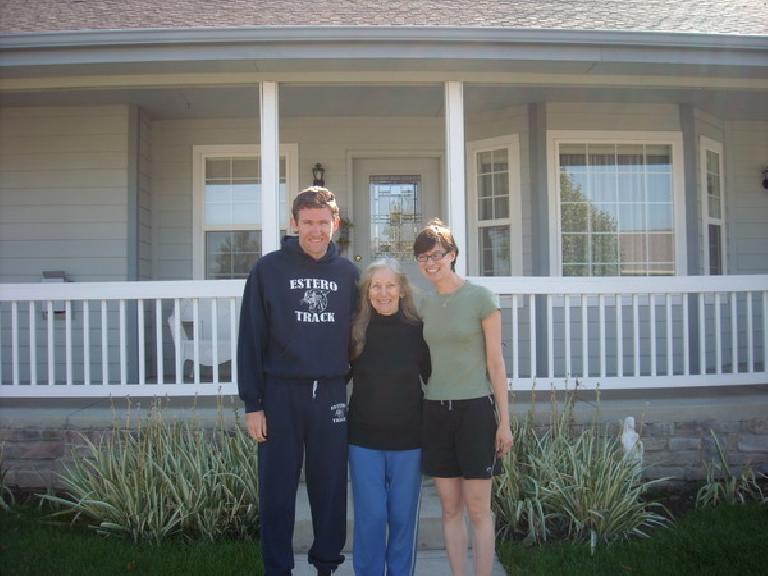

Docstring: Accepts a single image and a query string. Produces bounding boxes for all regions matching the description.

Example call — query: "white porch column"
[444,80,467,275]
[260,81,281,254]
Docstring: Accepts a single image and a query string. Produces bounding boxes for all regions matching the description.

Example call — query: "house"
[1,1,768,486]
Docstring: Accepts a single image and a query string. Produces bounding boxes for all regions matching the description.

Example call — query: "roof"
[2,0,767,36]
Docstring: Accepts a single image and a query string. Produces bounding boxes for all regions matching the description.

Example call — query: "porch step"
[293,479,444,553]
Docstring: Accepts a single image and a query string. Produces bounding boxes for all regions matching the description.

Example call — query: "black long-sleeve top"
[348,310,431,451]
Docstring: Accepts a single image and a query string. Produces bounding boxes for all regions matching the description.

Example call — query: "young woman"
[348,258,431,576]
[413,219,514,576]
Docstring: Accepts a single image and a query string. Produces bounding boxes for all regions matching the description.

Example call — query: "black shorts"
[422,396,502,479]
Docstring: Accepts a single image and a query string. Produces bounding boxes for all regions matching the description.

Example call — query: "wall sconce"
[762,167,768,190]
[312,162,326,187]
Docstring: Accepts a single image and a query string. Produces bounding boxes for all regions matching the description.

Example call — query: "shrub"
[696,429,765,509]
[1,442,15,512]
[41,399,259,544]
[493,385,670,553]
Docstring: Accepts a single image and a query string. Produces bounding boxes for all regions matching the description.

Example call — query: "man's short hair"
[292,186,339,222]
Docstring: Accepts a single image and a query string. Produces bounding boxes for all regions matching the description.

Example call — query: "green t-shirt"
[419,281,500,401]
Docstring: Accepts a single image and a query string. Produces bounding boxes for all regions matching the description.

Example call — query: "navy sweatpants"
[258,377,348,576]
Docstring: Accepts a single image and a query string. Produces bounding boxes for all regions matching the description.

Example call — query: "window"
[700,137,726,275]
[192,145,298,279]
[548,131,685,276]
[467,135,522,276]
[369,175,421,262]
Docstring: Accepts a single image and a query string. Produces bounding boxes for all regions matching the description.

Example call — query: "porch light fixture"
[312,162,326,186]
[762,167,768,190]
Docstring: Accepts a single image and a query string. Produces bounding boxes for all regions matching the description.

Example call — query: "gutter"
[2,26,768,51]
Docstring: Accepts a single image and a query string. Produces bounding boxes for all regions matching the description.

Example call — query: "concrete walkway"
[291,549,507,576]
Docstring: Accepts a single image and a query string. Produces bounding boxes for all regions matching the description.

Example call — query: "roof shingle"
[1,0,767,36]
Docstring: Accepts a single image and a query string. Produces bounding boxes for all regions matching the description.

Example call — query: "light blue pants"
[349,445,422,576]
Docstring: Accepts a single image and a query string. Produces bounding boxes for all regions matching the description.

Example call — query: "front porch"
[2,275,767,396]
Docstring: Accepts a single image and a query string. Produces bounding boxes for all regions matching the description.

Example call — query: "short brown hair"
[292,186,339,222]
[413,218,458,271]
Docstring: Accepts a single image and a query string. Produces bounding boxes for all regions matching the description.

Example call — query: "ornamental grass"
[493,385,670,553]
[41,398,259,544]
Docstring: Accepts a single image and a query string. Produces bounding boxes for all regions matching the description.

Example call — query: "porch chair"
[167,300,234,380]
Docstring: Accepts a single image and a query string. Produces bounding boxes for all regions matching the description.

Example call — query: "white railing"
[0,280,243,397]
[1,275,767,397]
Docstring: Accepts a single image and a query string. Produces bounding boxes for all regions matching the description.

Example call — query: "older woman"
[348,258,431,576]
[413,218,514,576]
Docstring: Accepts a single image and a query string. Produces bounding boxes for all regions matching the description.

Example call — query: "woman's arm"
[482,310,514,455]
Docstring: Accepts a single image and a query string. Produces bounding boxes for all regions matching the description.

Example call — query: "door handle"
[354,255,362,262]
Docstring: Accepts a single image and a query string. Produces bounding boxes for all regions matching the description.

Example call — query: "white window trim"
[700,136,726,275]
[546,130,687,277]
[192,143,299,280]
[467,135,523,276]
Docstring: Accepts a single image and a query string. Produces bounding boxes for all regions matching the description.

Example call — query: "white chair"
[168,300,234,379]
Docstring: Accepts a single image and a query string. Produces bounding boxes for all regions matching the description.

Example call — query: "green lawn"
[0,507,263,576]
[498,504,768,576]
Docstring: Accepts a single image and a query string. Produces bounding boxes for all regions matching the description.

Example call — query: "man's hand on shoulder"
[246,410,268,442]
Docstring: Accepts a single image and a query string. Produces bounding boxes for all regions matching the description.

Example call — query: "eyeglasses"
[415,251,448,263]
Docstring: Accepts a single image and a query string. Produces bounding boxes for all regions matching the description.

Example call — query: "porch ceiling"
[1,83,766,121]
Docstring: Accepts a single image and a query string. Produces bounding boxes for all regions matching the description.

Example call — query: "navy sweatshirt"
[237,236,359,413]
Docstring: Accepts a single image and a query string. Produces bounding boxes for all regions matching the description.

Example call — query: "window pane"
[562,234,587,264]
[617,144,644,170]
[493,172,508,198]
[620,261,646,276]
[708,195,721,219]
[479,174,492,198]
[479,226,510,276]
[592,234,618,263]
[646,144,672,171]
[561,172,588,201]
[647,233,674,263]
[479,198,493,221]
[563,263,589,276]
[619,204,645,232]
[232,157,259,179]
[709,224,722,275]
[590,173,615,203]
[561,203,589,232]
[205,231,261,279]
[494,196,509,219]
[478,151,493,174]
[493,149,509,171]
[592,203,618,233]
[619,233,647,263]
[647,174,672,203]
[647,204,673,232]
[707,172,721,200]
[206,158,230,180]
[588,144,615,170]
[618,173,645,203]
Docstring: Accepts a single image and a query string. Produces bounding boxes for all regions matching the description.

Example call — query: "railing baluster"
[764,291,768,373]
[746,292,754,374]
[101,299,108,385]
[699,293,706,375]
[119,299,126,385]
[47,301,54,385]
[11,301,19,386]
[156,299,163,385]
[138,299,145,386]
[581,295,587,378]
[650,293,657,377]
[616,294,623,378]
[83,301,90,386]
[529,295,536,380]
[564,295,571,378]
[174,299,182,385]
[683,293,690,376]
[632,294,639,377]
[715,292,722,375]
[212,299,219,385]
[230,297,237,384]
[65,300,72,386]
[666,294,673,376]
[599,294,605,379]
[29,301,36,386]
[512,294,519,380]
[193,298,200,385]
[731,292,738,374]
[546,295,553,379]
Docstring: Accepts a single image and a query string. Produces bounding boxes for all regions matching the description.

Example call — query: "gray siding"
[725,120,768,274]
[0,105,131,282]
[138,108,153,281]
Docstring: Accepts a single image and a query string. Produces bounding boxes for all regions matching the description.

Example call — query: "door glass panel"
[369,175,421,261]
[480,227,511,276]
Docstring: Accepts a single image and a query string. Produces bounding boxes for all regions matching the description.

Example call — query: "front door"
[352,156,441,290]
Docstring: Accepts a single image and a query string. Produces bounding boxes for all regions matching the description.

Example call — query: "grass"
[0,505,263,576]
[498,503,768,576]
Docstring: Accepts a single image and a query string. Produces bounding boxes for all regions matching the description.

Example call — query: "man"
[238,187,359,576]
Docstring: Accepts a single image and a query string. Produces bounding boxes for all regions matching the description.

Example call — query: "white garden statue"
[621,416,643,470]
